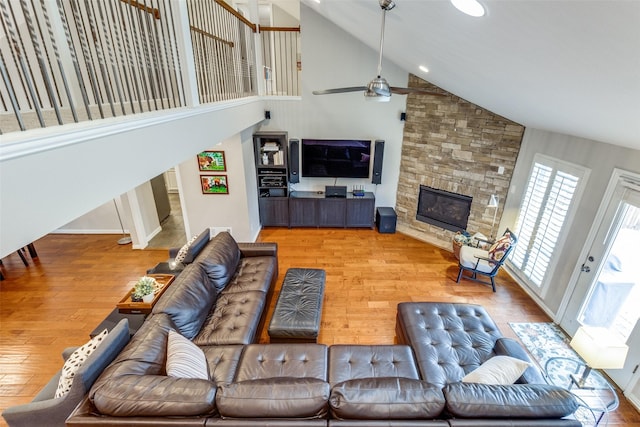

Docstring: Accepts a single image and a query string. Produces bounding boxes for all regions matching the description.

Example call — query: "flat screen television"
[301,139,371,178]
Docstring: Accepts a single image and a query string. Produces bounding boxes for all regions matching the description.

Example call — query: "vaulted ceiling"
[301,0,640,150]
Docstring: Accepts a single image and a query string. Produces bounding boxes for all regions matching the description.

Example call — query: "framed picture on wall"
[200,175,229,194]
[197,151,226,172]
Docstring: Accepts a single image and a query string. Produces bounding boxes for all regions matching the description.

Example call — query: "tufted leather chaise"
[396,302,581,426]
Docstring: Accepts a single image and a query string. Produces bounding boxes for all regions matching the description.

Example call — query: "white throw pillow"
[55,329,108,398]
[461,355,529,385]
[174,234,200,264]
[166,330,209,380]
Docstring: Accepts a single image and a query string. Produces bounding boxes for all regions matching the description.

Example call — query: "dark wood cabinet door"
[346,197,375,228]
[318,199,346,227]
[289,198,317,227]
[259,198,289,226]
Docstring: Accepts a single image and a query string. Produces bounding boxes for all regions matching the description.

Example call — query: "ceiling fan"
[312,0,445,102]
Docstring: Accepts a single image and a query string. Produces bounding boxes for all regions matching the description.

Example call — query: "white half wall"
[0,99,265,257]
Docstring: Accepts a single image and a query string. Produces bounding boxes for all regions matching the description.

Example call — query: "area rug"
[510,322,607,426]
[509,321,589,386]
[509,322,577,368]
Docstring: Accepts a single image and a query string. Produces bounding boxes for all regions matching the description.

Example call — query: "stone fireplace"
[395,74,524,250]
[416,186,472,232]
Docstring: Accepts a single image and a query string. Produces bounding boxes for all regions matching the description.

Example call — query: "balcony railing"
[261,26,300,97]
[188,0,257,103]
[0,0,300,135]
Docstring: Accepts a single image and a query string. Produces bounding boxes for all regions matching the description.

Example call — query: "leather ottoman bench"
[268,268,326,343]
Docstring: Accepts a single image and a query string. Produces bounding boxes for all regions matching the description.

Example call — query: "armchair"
[2,319,130,427]
[456,228,517,292]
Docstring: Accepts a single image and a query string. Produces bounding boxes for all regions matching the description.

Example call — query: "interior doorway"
[146,168,187,249]
[560,169,640,394]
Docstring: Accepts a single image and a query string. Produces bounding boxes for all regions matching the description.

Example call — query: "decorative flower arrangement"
[131,276,157,302]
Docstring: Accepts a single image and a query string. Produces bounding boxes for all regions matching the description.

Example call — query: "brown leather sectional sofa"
[66,232,581,426]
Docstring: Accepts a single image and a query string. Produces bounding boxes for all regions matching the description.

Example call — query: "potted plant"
[131,276,156,303]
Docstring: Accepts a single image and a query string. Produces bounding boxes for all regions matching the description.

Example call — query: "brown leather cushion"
[193,291,266,346]
[328,345,419,385]
[233,344,328,382]
[330,377,445,420]
[444,382,579,418]
[224,256,276,294]
[196,232,241,292]
[216,377,329,418]
[152,264,217,339]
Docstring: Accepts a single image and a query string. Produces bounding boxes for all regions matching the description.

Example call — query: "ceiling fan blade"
[312,86,368,95]
[390,87,447,97]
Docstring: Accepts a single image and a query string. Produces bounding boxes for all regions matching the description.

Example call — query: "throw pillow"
[488,233,512,264]
[166,330,209,380]
[461,355,529,385]
[55,329,108,398]
[174,234,200,264]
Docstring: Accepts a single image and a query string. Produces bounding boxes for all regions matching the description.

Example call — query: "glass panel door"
[574,191,640,390]
[578,202,640,343]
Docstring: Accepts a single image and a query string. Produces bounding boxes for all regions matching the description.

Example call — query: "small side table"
[544,356,619,426]
[116,274,175,314]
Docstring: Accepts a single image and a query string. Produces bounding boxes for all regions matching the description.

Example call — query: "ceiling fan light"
[368,77,391,97]
[364,91,391,102]
[451,0,485,17]
[379,0,396,11]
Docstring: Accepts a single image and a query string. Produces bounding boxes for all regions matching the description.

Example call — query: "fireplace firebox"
[416,185,472,232]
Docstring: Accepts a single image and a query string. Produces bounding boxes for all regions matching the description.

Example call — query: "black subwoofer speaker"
[376,207,397,234]
[289,139,300,184]
[372,139,384,184]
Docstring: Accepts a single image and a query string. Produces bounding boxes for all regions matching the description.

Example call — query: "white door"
[560,170,640,392]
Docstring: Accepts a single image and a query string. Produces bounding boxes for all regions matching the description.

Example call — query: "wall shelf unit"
[254,131,289,226]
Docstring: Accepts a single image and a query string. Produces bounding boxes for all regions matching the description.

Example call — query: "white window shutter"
[512,161,581,287]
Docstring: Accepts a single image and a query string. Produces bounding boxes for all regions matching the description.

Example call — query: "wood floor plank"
[0,229,638,426]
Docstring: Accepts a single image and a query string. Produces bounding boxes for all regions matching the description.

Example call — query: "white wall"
[56,199,123,234]
[259,4,407,209]
[241,127,262,240]
[57,181,161,248]
[501,128,640,318]
[0,99,265,257]
[175,131,260,242]
[128,181,163,247]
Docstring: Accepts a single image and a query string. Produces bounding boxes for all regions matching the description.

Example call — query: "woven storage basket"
[452,232,466,260]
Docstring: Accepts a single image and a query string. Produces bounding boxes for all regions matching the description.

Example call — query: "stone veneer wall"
[396,74,525,251]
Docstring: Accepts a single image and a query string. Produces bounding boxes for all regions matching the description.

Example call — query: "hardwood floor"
[1,228,638,426]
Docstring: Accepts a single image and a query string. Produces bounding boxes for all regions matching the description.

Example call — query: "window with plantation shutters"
[510,155,588,291]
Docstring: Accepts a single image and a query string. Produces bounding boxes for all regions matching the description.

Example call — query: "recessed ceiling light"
[451,0,485,17]
[419,65,429,73]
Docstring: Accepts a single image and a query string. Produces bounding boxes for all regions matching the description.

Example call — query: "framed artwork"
[197,151,226,172]
[201,175,229,194]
